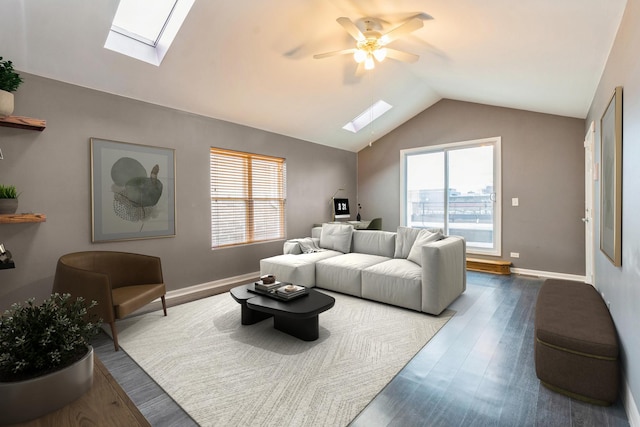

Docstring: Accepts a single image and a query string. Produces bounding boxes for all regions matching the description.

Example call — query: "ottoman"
[534,279,619,405]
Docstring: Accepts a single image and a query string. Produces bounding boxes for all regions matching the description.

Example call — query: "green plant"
[0,293,101,382]
[0,185,18,199]
[0,57,23,92]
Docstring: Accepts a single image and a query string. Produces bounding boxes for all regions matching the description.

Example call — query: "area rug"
[116,290,453,426]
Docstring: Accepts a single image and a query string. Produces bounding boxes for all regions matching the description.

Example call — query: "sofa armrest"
[284,240,303,254]
[420,236,466,315]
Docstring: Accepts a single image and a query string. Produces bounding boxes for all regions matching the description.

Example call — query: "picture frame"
[91,138,176,242]
[599,86,622,266]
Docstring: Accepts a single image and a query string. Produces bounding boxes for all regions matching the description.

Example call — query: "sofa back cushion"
[352,230,396,257]
[311,226,322,239]
[394,226,421,258]
[394,226,444,258]
[407,229,444,266]
[319,223,354,253]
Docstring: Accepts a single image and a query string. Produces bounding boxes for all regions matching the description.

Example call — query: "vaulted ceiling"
[0,0,627,152]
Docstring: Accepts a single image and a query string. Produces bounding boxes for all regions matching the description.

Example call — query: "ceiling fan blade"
[336,17,365,42]
[313,48,357,59]
[380,18,423,45]
[385,48,419,63]
[354,61,366,77]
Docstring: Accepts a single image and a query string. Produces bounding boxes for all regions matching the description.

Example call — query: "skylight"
[111,0,178,47]
[342,100,393,133]
[105,0,194,66]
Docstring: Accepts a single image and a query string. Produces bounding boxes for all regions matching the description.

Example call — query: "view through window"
[210,148,286,248]
[401,137,501,255]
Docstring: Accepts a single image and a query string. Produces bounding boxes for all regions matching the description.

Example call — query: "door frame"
[584,121,595,284]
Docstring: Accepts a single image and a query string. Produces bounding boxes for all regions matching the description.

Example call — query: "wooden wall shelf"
[0,115,46,131]
[0,213,47,224]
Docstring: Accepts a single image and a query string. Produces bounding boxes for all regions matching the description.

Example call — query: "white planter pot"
[0,346,94,425]
[0,90,14,118]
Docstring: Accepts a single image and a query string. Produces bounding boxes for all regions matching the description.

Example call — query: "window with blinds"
[210,147,286,248]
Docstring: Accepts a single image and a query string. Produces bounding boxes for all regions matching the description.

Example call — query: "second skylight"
[343,100,393,133]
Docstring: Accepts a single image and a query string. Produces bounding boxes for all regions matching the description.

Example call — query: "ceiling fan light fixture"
[373,48,387,62]
[364,55,375,70]
[354,49,367,63]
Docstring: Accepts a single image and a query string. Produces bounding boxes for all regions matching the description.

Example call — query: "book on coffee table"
[254,280,282,292]
[276,284,308,299]
[248,282,310,301]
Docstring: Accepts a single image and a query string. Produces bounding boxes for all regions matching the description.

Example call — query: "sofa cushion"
[407,229,443,266]
[316,253,390,297]
[319,223,354,253]
[352,230,396,257]
[260,250,342,287]
[394,226,421,258]
[361,259,422,311]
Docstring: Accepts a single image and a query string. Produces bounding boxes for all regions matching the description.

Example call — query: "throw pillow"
[394,226,422,258]
[407,229,443,266]
[319,223,354,253]
[283,240,302,255]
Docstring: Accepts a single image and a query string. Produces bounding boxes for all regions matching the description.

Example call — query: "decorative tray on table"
[248,282,310,301]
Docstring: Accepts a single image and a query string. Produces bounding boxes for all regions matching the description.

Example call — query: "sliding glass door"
[401,137,501,255]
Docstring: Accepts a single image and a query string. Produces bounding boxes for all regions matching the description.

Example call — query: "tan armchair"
[52,251,167,351]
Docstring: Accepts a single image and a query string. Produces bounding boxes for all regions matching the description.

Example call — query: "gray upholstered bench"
[534,279,619,405]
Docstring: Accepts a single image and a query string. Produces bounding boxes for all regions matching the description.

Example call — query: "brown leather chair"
[52,251,167,351]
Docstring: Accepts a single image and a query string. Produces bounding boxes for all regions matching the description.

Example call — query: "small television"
[333,198,350,220]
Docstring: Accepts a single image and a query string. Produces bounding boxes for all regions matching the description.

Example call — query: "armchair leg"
[110,321,120,351]
[161,295,167,316]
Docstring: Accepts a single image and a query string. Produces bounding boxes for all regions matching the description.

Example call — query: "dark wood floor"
[95,272,630,426]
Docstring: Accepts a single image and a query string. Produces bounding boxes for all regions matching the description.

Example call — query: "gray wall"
[0,74,356,310]
[586,0,640,414]
[357,99,585,275]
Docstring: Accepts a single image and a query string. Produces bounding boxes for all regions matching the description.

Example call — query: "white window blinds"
[210,148,286,248]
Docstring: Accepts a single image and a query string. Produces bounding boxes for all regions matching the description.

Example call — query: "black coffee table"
[230,283,335,341]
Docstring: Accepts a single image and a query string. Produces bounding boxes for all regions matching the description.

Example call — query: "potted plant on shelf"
[0,56,23,118]
[0,184,19,214]
[0,293,101,425]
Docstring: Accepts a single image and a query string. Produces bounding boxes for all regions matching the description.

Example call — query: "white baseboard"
[165,271,259,301]
[624,374,640,427]
[144,271,260,312]
[510,267,585,282]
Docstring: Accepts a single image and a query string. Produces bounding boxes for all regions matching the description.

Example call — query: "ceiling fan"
[314,16,425,73]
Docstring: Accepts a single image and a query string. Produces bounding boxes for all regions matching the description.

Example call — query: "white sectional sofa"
[260,223,466,315]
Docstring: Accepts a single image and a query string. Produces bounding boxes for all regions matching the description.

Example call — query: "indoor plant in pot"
[0,184,19,214]
[0,293,101,425]
[0,56,23,117]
